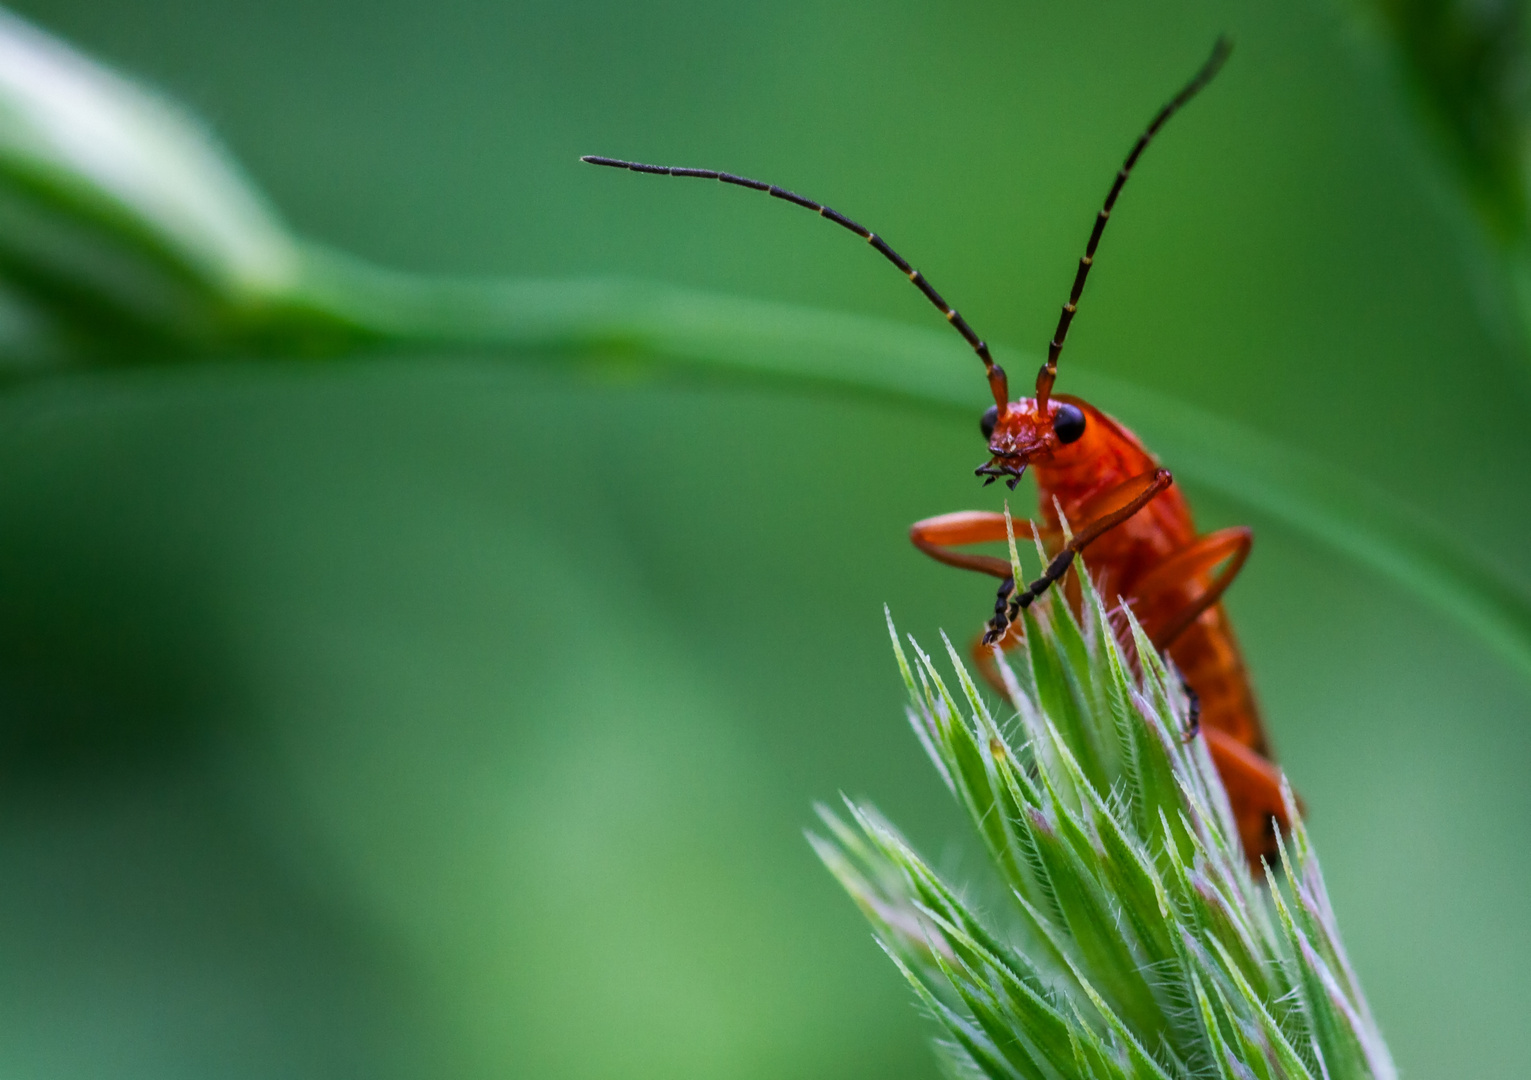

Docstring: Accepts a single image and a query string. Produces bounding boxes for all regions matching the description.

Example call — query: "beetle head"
[975,395,1089,488]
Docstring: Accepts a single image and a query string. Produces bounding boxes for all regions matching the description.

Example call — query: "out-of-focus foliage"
[1360,0,1531,354]
[0,9,323,363]
[1364,0,1531,246]
[2,8,1530,693]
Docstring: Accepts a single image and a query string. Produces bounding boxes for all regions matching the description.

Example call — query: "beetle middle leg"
[1127,526,1253,652]
[1122,526,1267,757]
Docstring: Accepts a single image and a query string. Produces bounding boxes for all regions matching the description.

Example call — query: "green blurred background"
[0,0,1526,1076]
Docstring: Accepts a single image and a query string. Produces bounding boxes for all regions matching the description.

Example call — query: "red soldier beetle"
[583,37,1291,868]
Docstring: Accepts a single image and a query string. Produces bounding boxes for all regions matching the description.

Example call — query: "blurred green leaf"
[0,8,375,364]
[1359,0,1530,247]
[1,3,1529,689]
[1354,0,1531,356]
[308,269,1531,689]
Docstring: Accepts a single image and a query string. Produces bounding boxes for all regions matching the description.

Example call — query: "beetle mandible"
[583,37,1290,867]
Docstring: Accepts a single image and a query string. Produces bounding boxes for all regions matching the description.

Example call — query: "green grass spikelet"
[814,572,1395,1080]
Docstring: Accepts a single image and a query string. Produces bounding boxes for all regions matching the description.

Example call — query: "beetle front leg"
[909,510,1049,579]
[988,468,1174,642]
[987,574,1017,642]
[908,510,1052,695]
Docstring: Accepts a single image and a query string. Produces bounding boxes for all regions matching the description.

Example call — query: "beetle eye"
[980,404,999,440]
[1054,403,1086,444]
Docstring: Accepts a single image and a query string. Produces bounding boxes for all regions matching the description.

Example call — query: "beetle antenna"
[1035,36,1232,412]
[581,154,1011,410]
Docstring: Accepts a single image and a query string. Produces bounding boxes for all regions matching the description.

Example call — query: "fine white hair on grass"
[812,581,1395,1080]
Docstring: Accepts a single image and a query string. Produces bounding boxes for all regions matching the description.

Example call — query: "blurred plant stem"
[814,575,1395,1080]
[3,3,1531,685]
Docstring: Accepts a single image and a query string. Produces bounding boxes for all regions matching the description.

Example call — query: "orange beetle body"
[586,38,1291,867]
[915,393,1288,864]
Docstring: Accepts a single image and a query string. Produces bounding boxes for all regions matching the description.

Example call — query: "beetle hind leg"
[1203,728,1291,873]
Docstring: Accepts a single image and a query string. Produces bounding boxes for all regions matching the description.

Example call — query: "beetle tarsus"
[982,577,1016,644]
[1180,678,1201,742]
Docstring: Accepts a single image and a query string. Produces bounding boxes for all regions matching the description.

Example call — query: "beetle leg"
[1203,727,1290,872]
[909,510,1051,579]
[1179,678,1200,741]
[909,473,1170,690]
[968,623,1028,695]
[990,469,1173,643]
[907,510,1052,695]
[1127,527,1253,652]
[1119,527,1267,755]
[909,510,1056,646]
